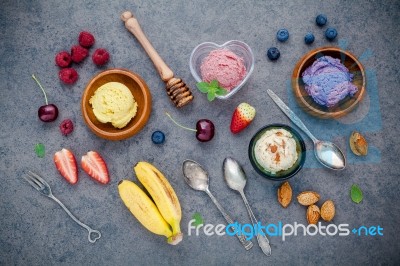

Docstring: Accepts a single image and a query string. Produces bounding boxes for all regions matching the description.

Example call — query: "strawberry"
[230,103,256,134]
[54,148,78,184]
[81,151,109,184]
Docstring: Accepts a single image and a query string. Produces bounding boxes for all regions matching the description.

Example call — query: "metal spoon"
[267,89,346,170]
[182,160,253,250]
[223,157,272,256]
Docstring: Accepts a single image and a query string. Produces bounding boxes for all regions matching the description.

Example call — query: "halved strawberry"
[230,102,256,134]
[81,151,109,184]
[54,148,78,184]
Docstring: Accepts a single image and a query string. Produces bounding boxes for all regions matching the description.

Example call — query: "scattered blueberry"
[152,131,165,144]
[325,28,338,41]
[304,32,315,44]
[316,14,327,26]
[276,29,289,42]
[267,47,280,61]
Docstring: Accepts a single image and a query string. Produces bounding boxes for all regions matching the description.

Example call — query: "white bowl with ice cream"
[189,40,254,99]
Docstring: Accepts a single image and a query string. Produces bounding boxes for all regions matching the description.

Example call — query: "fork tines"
[23,171,46,190]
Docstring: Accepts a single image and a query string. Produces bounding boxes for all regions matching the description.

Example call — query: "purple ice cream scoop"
[302,56,358,107]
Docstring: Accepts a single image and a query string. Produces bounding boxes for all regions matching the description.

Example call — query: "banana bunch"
[118,161,183,245]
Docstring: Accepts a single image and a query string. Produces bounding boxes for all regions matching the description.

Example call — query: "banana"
[118,180,174,242]
[134,162,183,245]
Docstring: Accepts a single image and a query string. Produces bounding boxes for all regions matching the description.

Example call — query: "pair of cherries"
[33,75,215,142]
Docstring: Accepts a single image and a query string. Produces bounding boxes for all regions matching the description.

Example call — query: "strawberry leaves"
[196,80,227,101]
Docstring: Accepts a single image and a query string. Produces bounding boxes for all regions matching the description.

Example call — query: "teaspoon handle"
[240,191,271,256]
[205,189,253,250]
[267,89,318,143]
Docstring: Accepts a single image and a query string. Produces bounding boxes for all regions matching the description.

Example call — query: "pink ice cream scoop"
[200,49,247,91]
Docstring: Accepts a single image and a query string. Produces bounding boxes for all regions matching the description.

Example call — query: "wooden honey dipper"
[121,11,194,108]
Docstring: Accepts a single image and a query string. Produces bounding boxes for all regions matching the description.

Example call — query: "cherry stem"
[32,74,48,105]
[165,112,197,132]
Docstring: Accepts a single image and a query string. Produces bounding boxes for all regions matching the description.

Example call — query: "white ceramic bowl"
[189,40,254,100]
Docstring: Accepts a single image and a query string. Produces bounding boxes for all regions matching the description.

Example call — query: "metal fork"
[23,171,101,243]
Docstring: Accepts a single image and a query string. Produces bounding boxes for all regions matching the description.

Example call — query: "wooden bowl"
[81,69,152,140]
[292,47,366,119]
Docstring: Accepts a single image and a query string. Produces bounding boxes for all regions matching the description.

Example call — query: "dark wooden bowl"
[81,69,152,140]
[292,47,366,119]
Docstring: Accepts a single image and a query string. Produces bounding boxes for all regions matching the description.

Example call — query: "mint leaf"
[215,87,228,96]
[34,143,45,158]
[196,80,226,101]
[350,184,363,203]
[196,82,210,93]
[192,212,204,227]
[207,91,216,101]
[210,80,219,88]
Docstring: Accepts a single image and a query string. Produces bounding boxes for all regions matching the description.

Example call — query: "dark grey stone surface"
[1,0,399,265]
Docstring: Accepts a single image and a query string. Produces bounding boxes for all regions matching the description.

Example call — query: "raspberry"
[59,68,78,84]
[55,51,72,67]
[71,45,88,63]
[60,119,74,136]
[79,31,95,48]
[92,48,110,66]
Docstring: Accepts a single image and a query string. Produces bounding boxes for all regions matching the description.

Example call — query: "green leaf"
[215,87,228,96]
[350,184,363,203]
[196,82,210,93]
[207,91,216,101]
[210,79,219,88]
[192,212,204,227]
[34,143,45,158]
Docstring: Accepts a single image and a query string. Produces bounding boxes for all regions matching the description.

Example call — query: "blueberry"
[151,131,165,144]
[316,14,327,26]
[276,29,289,42]
[325,28,337,41]
[267,47,280,61]
[304,32,315,44]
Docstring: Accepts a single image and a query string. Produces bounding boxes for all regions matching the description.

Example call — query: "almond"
[297,191,320,206]
[321,200,335,222]
[277,181,292,208]
[350,131,368,156]
[306,204,320,224]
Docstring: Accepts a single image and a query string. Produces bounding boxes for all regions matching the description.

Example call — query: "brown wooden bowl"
[81,69,152,140]
[292,47,366,119]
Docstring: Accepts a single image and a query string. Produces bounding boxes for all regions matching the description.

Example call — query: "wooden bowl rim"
[292,46,366,119]
[81,68,152,140]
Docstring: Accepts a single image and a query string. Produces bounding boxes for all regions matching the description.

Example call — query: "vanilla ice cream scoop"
[89,82,138,129]
[254,128,298,174]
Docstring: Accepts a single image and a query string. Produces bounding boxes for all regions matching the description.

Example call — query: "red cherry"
[166,113,215,142]
[32,74,59,122]
[38,104,59,122]
[196,119,215,142]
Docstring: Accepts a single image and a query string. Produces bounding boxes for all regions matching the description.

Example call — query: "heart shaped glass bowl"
[81,68,152,141]
[248,124,306,181]
[189,40,254,99]
[292,47,366,119]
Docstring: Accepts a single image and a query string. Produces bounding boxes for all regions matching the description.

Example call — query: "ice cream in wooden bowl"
[81,69,152,140]
[292,47,366,119]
